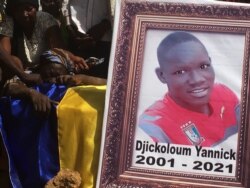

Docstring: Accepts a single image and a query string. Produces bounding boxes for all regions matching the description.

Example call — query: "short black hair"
[157,31,208,66]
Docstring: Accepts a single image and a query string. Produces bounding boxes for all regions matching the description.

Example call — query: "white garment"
[22,11,58,66]
[6,11,58,66]
[61,0,70,17]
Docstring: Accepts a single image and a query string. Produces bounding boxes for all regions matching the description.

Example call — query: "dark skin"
[3,2,92,114]
[4,82,53,115]
[40,0,111,54]
[10,3,89,71]
[55,74,107,86]
[38,62,107,86]
[5,62,106,115]
[0,36,42,86]
[156,41,215,115]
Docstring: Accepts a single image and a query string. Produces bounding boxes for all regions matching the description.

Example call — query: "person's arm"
[0,18,22,76]
[4,81,52,114]
[0,16,41,84]
[52,47,89,72]
[45,24,89,72]
[55,74,107,86]
[0,35,11,53]
[0,42,42,84]
[0,43,22,76]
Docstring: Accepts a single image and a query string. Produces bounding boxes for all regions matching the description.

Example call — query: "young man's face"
[39,63,68,83]
[156,41,215,111]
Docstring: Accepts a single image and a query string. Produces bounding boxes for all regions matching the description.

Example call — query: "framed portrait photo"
[97,0,250,187]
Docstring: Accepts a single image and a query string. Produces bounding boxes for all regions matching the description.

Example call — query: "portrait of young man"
[136,31,243,148]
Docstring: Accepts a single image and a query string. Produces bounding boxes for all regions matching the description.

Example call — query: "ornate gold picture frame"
[98,0,250,187]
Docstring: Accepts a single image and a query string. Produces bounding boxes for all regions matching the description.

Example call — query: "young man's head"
[38,50,74,82]
[156,31,215,112]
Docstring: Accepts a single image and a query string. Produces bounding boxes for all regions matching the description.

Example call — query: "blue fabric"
[0,83,67,188]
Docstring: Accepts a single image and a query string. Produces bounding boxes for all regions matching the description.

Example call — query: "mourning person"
[37,50,107,86]
[4,49,106,114]
[1,48,107,188]
[4,0,88,74]
[0,3,43,187]
[0,10,42,89]
[0,0,92,114]
[139,31,240,147]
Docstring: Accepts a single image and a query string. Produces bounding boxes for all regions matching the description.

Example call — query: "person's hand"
[28,88,52,115]
[41,77,56,84]
[52,48,89,73]
[55,75,81,86]
[20,73,43,85]
[70,55,89,73]
[56,74,107,86]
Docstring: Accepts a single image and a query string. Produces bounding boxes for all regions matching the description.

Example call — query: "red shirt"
[139,84,240,147]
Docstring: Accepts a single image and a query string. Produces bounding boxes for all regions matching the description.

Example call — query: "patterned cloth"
[139,84,240,147]
[40,50,75,74]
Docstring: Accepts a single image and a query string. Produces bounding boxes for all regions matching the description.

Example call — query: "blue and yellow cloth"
[0,83,106,188]
[58,85,106,188]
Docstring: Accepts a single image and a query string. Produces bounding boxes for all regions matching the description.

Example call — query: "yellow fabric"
[57,85,106,188]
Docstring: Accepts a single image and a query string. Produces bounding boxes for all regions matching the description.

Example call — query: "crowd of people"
[0,0,112,113]
[0,0,112,187]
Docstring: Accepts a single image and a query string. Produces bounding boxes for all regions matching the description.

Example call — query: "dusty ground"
[45,169,82,188]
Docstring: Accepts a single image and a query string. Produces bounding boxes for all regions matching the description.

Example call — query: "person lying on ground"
[3,49,106,115]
